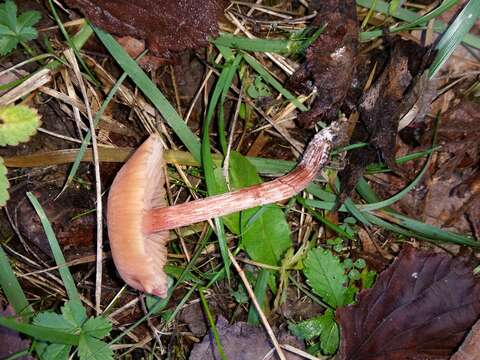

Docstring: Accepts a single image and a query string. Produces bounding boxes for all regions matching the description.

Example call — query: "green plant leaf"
[78,334,113,360]
[0,245,32,318]
[0,0,41,55]
[317,309,339,355]
[289,309,339,355]
[83,317,112,339]
[61,300,87,328]
[429,0,480,77]
[0,105,41,146]
[289,316,325,341]
[33,312,77,333]
[303,248,348,308]
[0,317,78,345]
[27,192,83,305]
[214,151,292,265]
[36,343,71,360]
[241,205,291,266]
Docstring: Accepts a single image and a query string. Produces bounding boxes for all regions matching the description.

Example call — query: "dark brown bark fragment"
[288,0,358,128]
[338,38,434,199]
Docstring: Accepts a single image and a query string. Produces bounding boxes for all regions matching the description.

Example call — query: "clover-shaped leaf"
[0,0,41,55]
[0,104,41,146]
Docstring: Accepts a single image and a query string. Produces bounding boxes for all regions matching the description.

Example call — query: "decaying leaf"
[336,246,480,360]
[338,38,434,198]
[288,0,358,128]
[189,316,304,360]
[65,0,227,59]
[0,305,33,360]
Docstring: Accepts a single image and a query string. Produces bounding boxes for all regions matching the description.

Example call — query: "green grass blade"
[382,211,479,247]
[243,53,308,111]
[218,55,242,154]
[212,33,300,54]
[359,151,432,211]
[247,268,270,325]
[93,26,202,161]
[356,0,480,48]
[64,72,128,188]
[429,0,480,77]
[393,0,458,33]
[0,246,33,319]
[202,64,235,279]
[0,317,79,345]
[199,287,228,360]
[26,192,82,305]
[47,0,98,85]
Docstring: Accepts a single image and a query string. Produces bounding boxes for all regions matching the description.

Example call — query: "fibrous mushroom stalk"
[144,129,332,233]
[107,120,341,297]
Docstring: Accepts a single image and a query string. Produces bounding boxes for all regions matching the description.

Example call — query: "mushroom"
[107,121,342,297]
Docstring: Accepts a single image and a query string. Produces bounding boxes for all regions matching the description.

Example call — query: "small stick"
[227,247,287,360]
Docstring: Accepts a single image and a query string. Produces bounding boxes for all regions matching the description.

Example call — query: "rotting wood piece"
[288,0,358,128]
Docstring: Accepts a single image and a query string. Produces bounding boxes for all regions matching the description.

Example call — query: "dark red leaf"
[336,246,480,360]
[65,0,227,59]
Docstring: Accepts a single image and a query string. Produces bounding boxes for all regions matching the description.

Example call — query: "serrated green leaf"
[82,317,112,339]
[0,157,10,208]
[318,309,339,355]
[0,0,40,55]
[0,0,17,30]
[39,343,71,360]
[289,316,325,341]
[17,10,41,28]
[289,309,339,355]
[17,26,37,42]
[0,35,17,55]
[303,248,348,308]
[0,105,41,146]
[61,300,87,328]
[78,335,113,360]
[33,312,77,333]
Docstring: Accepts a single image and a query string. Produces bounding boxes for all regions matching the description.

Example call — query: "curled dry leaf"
[288,0,358,128]
[65,0,227,59]
[336,246,480,360]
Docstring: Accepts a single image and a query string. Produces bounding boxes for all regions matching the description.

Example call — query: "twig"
[63,49,104,315]
[227,247,287,360]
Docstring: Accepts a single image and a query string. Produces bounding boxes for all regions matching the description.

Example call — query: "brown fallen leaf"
[336,246,480,360]
[65,0,227,59]
[288,0,358,128]
[189,316,304,360]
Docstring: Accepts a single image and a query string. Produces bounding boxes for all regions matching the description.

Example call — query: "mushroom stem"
[144,128,333,233]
